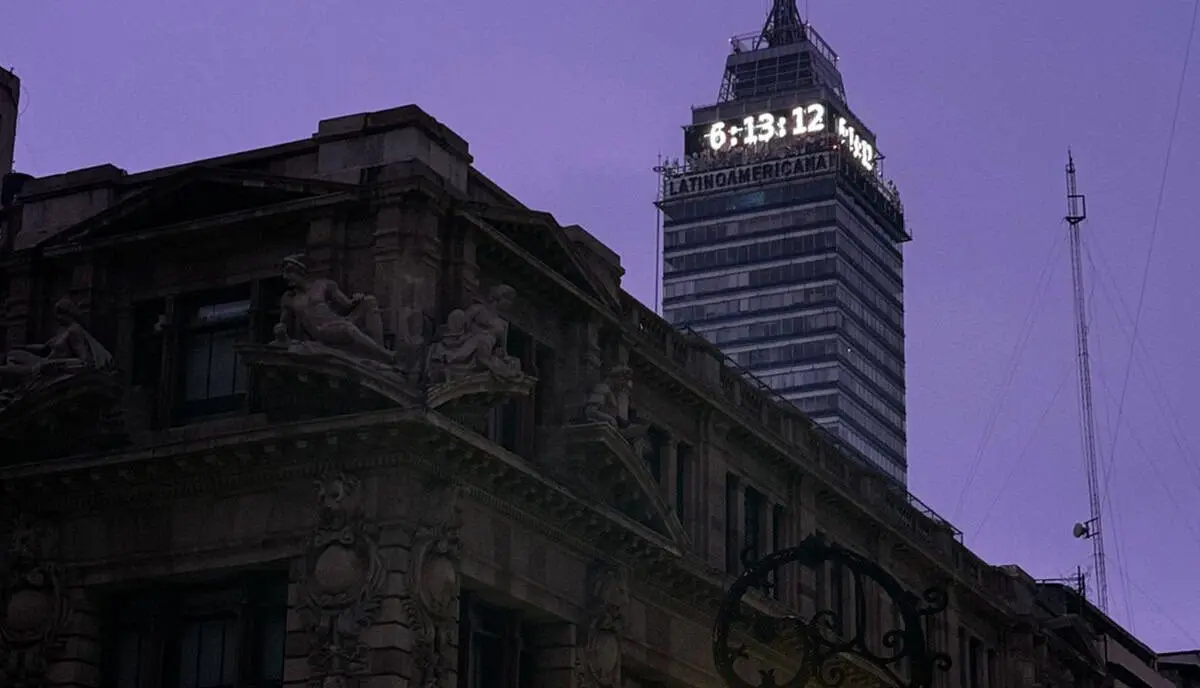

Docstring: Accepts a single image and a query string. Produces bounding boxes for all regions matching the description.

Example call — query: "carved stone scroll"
[301,472,386,687]
[402,484,465,688]
[576,561,628,688]
[0,517,72,688]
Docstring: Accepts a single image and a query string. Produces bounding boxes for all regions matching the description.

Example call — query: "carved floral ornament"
[301,472,386,687]
[0,516,72,688]
[241,253,534,413]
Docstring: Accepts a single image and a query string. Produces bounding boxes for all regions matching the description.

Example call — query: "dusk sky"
[5,0,1199,651]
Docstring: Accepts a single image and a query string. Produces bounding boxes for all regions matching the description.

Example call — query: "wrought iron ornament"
[713,534,952,688]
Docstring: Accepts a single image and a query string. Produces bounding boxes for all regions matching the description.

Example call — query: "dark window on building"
[176,286,252,419]
[725,473,740,574]
[986,648,997,688]
[532,343,555,428]
[831,559,845,635]
[743,487,764,566]
[255,277,287,342]
[675,443,692,527]
[771,505,783,599]
[643,426,668,482]
[489,399,520,453]
[458,592,525,688]
[924,616,940,687]
[131,299,166,388]
[814,555,826,614]
[488,327,541,456]
[105,574,287,688]
[958,628,968,688]
[968,637,982,688]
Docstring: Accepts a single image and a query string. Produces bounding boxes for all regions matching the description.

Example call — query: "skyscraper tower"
[658,1,910,483]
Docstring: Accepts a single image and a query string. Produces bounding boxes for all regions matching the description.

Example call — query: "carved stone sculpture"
[578,366,633,428]
[578,365,647,451]
[275,254,399,367]
[426,285,522,384]
[577,562,628,688]
[0,297,114,409]
[403,484,465,688]
[301,472,386,687]
[581,379,619,426]
[0,517,71,688]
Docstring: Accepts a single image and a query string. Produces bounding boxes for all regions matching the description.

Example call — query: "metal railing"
[727,21,839,65]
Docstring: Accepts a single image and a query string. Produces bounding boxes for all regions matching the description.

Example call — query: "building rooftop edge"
[11,104,469,202]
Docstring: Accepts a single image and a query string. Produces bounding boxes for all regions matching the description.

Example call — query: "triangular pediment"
[468,204,622,311]
[48,167,357,247]
[556,422,690,548]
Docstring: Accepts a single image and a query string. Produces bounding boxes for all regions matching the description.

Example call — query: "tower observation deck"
[657,1,911,483]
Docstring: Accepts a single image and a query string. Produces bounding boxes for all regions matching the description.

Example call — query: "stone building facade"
[0,104,1139,688]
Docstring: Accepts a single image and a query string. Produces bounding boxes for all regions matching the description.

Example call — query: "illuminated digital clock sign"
[685,101,877,172]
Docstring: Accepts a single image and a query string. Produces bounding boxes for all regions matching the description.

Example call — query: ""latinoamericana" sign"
[661,151,836,201]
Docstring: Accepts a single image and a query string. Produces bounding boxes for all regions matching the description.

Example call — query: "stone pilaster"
[113,291,135,385]
[372,202,443,341]
[361,526,415,686]
[528,622,579,688]
[68,262,102,334]
[697,414,722,571]
[439,214,476,313]
[283,564,309,688]
[728,479,746,574]
[2,257,33,347]
[660,437,677,510]
[45,585,100,688]
[305,216,345,283]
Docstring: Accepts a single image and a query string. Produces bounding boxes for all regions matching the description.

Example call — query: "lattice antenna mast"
[759,0,807,48]
[1065,151,1109,613]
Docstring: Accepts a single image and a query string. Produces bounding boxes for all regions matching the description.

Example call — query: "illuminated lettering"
[700,102,872,172]
[707,122,728,150]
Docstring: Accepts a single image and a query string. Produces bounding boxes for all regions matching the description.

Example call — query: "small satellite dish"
[1072,522,1089,539]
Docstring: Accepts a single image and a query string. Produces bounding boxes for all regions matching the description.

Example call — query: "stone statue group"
[0,252,527,412]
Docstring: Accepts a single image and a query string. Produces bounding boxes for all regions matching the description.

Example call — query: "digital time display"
[686,101,877,172]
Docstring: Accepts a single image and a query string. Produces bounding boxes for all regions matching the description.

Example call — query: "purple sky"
[6,0,1199,651]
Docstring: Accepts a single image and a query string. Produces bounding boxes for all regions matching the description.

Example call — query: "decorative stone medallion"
[403,483,465,688]
[0,517,71,688]
[301,473,386,688]
[577,561,629,688]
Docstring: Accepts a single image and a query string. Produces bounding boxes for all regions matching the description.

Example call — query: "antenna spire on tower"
[760,0,807,47]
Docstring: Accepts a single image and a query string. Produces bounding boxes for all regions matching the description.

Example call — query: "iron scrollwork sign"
[713,534,952,688]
